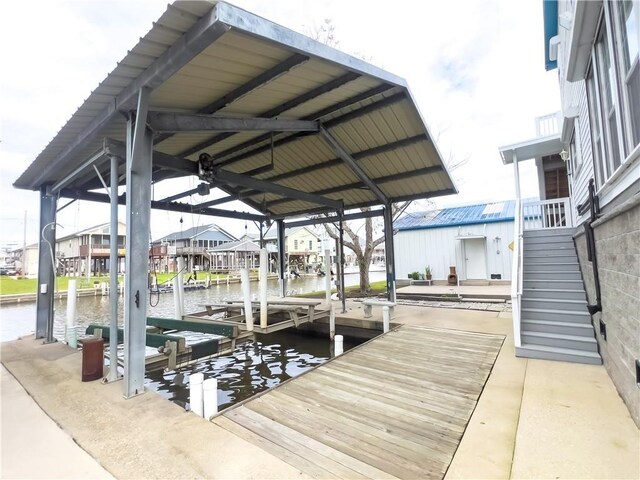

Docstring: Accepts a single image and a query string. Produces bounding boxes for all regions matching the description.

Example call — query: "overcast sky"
[0,0,560,248]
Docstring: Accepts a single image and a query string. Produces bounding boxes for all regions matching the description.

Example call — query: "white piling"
[240,268,254,331]
[334,334,343,356]
[206,274,211,288]
[382,306,390,333]
[324,249,332,307]
[172,276,181,320]
[101,282,107,296]
[189,372,204,417]
[259,248,268,329]
[329,304,335,340]
[176,257,185,318]
[66,279,77,348]
[203,378,218,420]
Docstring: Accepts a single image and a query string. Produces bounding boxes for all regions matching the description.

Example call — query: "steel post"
[35,186,57,341]
[338,218,346,313]
[123,88,153,398]
[107,154,120,382]
[277,219,286,297]
[384,204,396,302]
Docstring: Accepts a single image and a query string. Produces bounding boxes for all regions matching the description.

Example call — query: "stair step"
[523,235,574,244]
[522,307,592,323]
[524,279,584,289]
[522,297,587,311]
[521,331,598,352]
[523,288,586,300]
[524,254,577,263]
[524,271,583,281]
[522,319,595,336]
[523,228,576,238]
[524,263,580,272]
[515,344,601,365]
[524,242,576,251]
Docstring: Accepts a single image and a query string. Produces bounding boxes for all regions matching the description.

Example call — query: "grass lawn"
[0,271,232,296]
[296,280,387,298]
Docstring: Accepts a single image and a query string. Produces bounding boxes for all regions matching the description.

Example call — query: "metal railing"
[523,198,573,230]
[511,199,524,348]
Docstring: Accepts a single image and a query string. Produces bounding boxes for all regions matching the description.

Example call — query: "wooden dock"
[214,325,504,479]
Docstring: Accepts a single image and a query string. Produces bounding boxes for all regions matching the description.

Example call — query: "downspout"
[582,178,602,315]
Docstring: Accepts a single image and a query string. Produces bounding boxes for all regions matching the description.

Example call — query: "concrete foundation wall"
[574,201,640,427]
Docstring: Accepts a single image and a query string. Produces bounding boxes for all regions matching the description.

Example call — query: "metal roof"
[499,134,562,164]
[153,223,236,242]
[14,1,456,219]
[208,238,259,252]
[396,200,517,230]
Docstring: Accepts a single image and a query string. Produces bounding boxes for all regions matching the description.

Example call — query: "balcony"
[79,244,125,257]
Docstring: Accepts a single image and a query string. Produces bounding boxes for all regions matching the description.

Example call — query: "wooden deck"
[214,325,504,479]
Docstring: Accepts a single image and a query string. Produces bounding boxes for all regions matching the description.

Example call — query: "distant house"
[263,225,322,271]
[56,221,127,276]
[152,223,236,272]
[12,222,127,277]
[208,238,261,271]
[395,201,516,283]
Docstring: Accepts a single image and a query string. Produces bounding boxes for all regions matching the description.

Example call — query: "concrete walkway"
[397,283,511,298]
[1,365,113,479]
[2,303,638,479]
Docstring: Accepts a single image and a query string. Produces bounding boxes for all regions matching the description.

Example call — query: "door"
[464,238,487,279]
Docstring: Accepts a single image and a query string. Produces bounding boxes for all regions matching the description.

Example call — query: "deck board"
[214,325,504,479]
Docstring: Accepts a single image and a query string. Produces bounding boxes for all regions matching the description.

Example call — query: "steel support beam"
[154,53,308,146]
[267,164,443,208]
[49,148,107,193]
[208,85,398,167]
[277,219,286,297]
[35,186,57,341]
[213,169,343,210]
[284,209,384,228]
[319,126,388,204]
[148,113,319,133]
[107,154,120,382]
[338,218,346,314]
[123,88,153,398]
[159,187,199,203]
[58,188,266,222]
[177,71,362,159]
[383,204,396,302]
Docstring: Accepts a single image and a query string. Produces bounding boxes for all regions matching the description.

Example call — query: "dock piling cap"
[191,372,204,385]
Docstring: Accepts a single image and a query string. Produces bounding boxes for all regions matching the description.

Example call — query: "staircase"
[517,227,601,365]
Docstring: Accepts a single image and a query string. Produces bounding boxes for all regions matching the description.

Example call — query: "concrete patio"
[1,302,638,479]
[396,283,511,300]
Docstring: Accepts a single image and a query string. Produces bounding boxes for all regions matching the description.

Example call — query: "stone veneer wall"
[574,196,639,428]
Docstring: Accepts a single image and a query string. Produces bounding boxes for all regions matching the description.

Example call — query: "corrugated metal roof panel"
[396,200,517,230]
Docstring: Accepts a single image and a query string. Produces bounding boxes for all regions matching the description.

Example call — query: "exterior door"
[464,238,487,279]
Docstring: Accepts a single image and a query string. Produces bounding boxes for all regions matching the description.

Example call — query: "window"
[615,0,640,147]
[294,239,298,250]
[587,68,608,187]
[309,240,313,250]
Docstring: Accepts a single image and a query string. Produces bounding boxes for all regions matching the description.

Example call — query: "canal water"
[1,271,382,412]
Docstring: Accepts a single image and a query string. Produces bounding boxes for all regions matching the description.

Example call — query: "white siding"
[557,0,595,226]
[395,221,514,281]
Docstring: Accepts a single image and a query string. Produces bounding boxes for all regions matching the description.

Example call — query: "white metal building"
[395,201,516,283]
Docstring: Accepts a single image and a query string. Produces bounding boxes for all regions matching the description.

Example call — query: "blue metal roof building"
[396,200,517,231]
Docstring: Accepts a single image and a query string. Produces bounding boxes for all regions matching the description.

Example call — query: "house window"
[614,0,640,147]
[309,240,313,250]
[586,2,640,189]
[294,239,298,250]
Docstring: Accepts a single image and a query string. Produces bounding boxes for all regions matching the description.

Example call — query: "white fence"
[535,112,561,137]
[523,198,573,230]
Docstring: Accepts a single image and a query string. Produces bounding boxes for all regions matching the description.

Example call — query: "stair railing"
[523,197,573,229]
[511,198,524,347]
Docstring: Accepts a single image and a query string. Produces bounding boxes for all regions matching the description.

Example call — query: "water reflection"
[145,329,361,411]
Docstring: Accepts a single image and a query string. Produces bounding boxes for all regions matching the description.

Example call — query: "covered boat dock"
[13,1,456,398]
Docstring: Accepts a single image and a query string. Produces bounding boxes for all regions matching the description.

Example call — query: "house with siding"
[499,0,639,427]
[395,201,515,283]
[152,223,236,272]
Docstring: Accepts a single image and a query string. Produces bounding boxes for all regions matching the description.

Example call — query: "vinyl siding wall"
[395,221,514,281]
